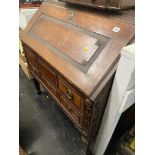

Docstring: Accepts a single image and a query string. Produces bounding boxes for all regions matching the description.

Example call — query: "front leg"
[33,78,42,95]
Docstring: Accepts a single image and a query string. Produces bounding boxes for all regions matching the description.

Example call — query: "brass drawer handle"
[66,89,73,100]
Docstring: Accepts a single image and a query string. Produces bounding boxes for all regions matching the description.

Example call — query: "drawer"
[29,63,40,78]
[28,63,33,72]
[38,59,57,86]
[40,74,57,99]
[60,96,81,126]
[24,46,38,69]
[59,78,84,113]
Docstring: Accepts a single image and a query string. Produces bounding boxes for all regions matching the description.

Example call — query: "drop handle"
[66,89,73,100]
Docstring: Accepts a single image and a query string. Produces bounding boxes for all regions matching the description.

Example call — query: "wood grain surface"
[21,3,135,96]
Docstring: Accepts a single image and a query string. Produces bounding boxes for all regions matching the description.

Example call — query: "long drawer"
[38,58,58,87]
[40,73,58,99]
[23,44,38,68]
[24,46,40,79]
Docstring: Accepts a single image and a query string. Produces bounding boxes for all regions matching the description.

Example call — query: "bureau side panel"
[88,73,115,152]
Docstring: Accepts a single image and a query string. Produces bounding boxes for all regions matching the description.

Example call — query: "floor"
[19,67,81,155]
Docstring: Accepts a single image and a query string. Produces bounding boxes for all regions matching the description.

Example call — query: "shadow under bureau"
[21,3,134,155]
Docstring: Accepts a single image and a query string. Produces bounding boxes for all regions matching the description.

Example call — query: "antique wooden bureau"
[21,3,134,155]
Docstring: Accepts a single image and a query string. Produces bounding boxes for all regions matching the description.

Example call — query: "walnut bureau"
[21,3,134,155]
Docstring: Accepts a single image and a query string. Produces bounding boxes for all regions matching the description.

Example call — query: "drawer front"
[59,79,83,113]
[28,63,33,72]
[60,96,81,126]
[29,63,40,78]
[24,47,38,69]
[38,59,57,86]
[23,45,40,79]
[61,95,69,110]
[40,74,57,99]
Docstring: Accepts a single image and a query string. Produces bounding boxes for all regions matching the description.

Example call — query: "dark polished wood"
[21,3,134,154]
[60,0,135,11]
